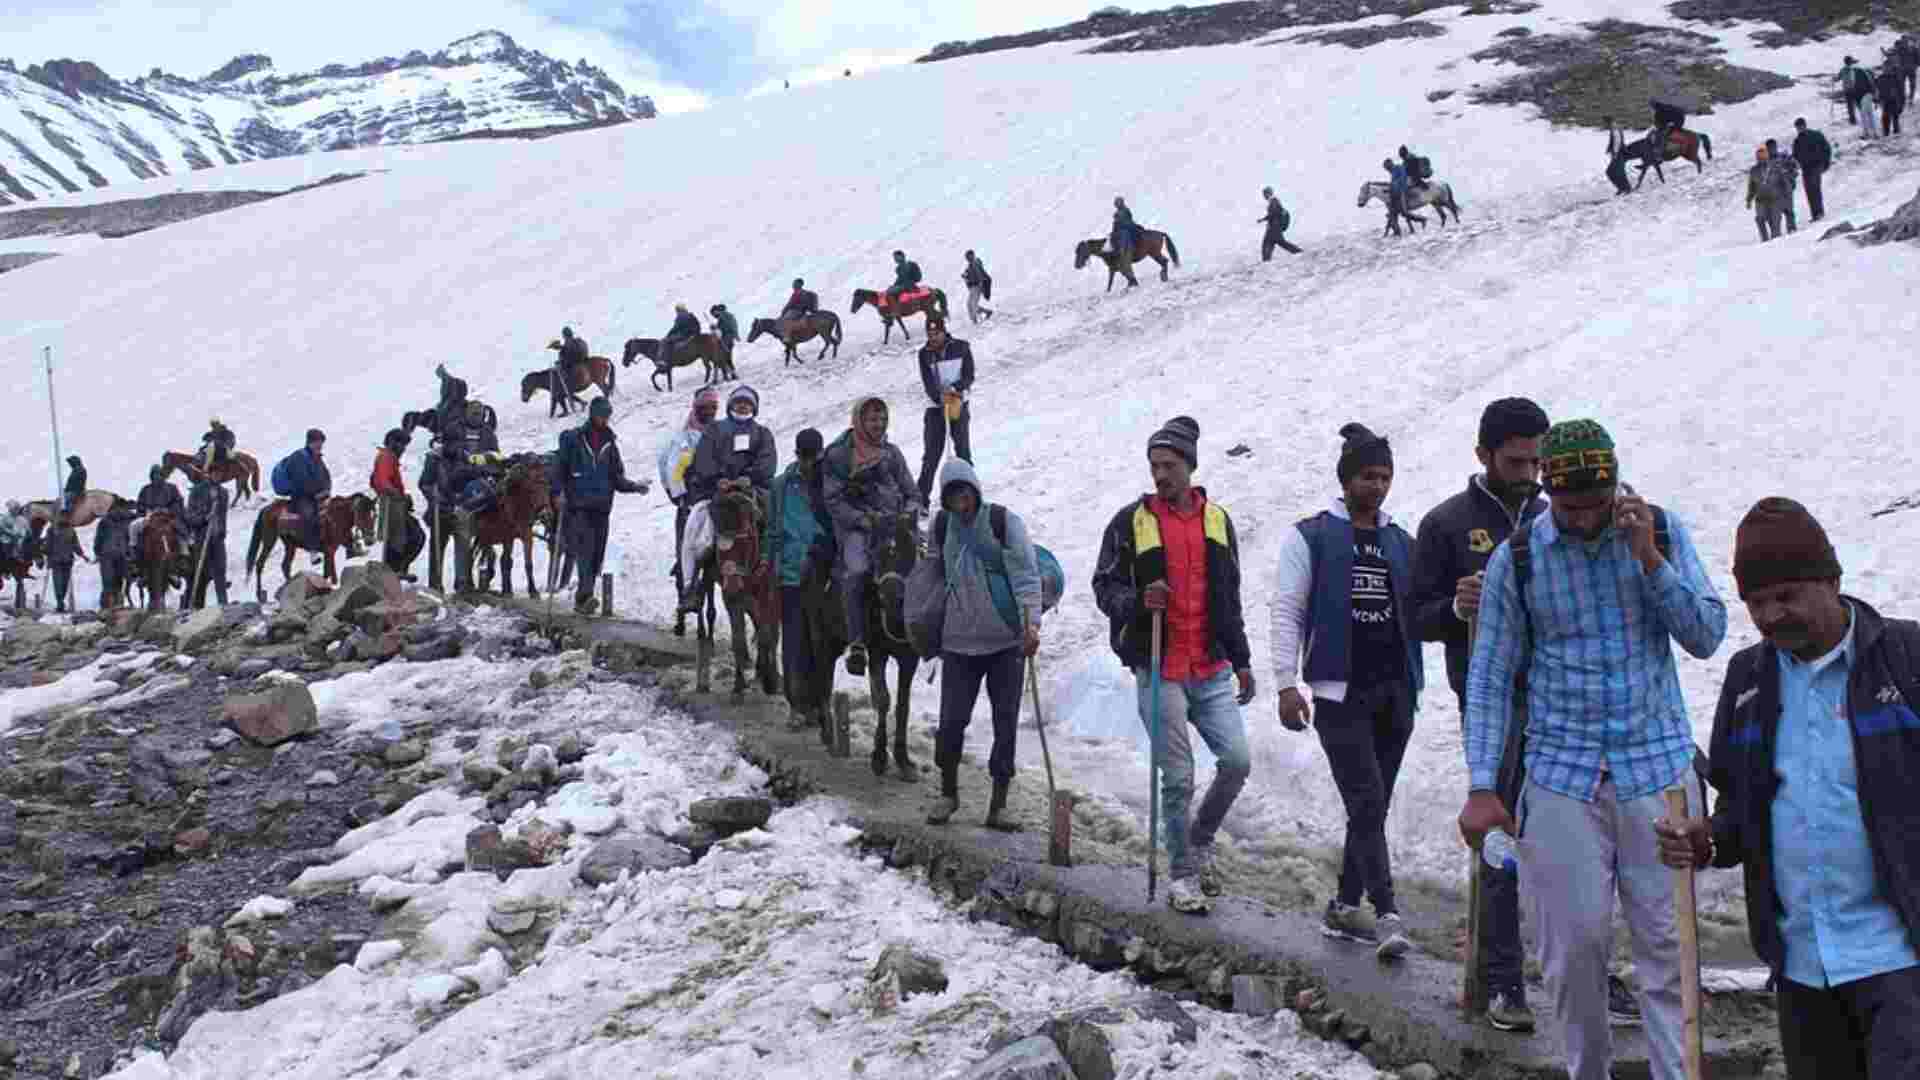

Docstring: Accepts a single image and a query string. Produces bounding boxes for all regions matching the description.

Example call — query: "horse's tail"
[1699,131,1712,160]
[825,312,842,347]
[244,506,269,583]
[604,356,616,396]
[1163,232,1181,267]
[245,455,260,496]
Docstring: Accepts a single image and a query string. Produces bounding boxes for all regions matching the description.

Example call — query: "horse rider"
[781,277,819,328]
[137,464,186,524]
[660,303,701,366]
[1111,197,1137,264]
[1650,98,1686,155]
[660,386,722,625]
[0,501,31,563]
[822,394,922,677]
[710,304,740,351]
[886,250,923,310]
[556,326,590,386]
[62,455,87,514]
[1385,157,1411,222]
[682,386,778,607]
[183,476,230,609]
[1398,145,1431,191]
[278,429,334,564]
[198,418,236,472]
[552,396,649,615]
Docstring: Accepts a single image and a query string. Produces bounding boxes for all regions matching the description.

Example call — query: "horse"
[402,402,497,439]
[243,494,376,600]
[135,509,187,612]
[524,354,617,419]
[160,450,261,502]
[850,288,948,344]
[623,336,736,392]
[1616,129,1713,190]
[1357,180,1463,237]
[689,482,779,704]
[747,313,843,366]
[1073,230,1181,291]
[26,489,123,530]
[849,510,922,780]
[431,454,550,597]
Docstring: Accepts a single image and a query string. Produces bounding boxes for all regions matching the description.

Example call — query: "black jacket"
[186,483,229,540]
[1791,128,1833,172]
[1706,599,1920,976]
[1262,196,1291,235]
[95,507,135,559]
[1878,69,1907,110]
[1410,476,1546,698]
[1091,492,1252,673]
[558,336,589,366]
[917,339,975,407]
[44,525,83,565]
[137,480,184,517]
[64,465,87,500]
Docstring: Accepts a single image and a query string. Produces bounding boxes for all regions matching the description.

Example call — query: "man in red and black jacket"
[369,428,410,572]
[1091,416,1255,916]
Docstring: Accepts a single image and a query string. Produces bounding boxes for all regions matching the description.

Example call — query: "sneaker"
[1608,974,1643,1026]
[845,645,867,676]
[1488,991,1537,1033]
[1168,876,1211,915]
[1375,913,1412,961]
[925,795,959,825]
[573,595,598,616]
[1321,900,1373,944]
[1193,848,1223,897]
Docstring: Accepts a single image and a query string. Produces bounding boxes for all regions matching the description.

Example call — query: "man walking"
[1656,498,1920,1079]
[1260,186,1303,260]
[182,477,229,609]
[823,396,921,676]
[551,397,649,615]
[1792,118,1833,222]
[1841,56,1879,139]
[1459,419,1727,1080]
[926,459,1042,829]
[765,428,835,730]
[1092,417,1255,915]
[1748,145,1788,242]
[370,428,410,573]
[961,250,994,324]
[915,318,975,502]
[1411,397,1550,1030]
[1877,64,1906,136]
[1271,423,1423,959]
[44,516,87,613]
[1765,138,1801,233]
[94,500,135,609]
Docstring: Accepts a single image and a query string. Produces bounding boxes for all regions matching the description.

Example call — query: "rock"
[173,827,212,857]
[1037,993,1196,1080]
[346,799,385,827]
[354,939,405,971]
[578,834,693,886]
[276,573,333,607]
[666,823,723,853]
[1821,221,1858,241]
[868,944,948,1000]
[1848,185,1920,247]
[205,729,241,751]
[1399,1066,1440,1080]
[383,740,426,767]
[521,743,558,782]
[90,925,128,956]
[306,769,341,787]
[487,908,537,935]
[407,973,471,1008]
[233,657,274,679]
[958,1036,1078,1080]
[553,732,586,764]
[0,1039,17,1066]
[465,824,537,877]
[171,605,240,652]
[1230,974,1285,1018]
[461,759,507,790]
[404,636,461,662]
[687,796,774,833]
[222,682,319,746]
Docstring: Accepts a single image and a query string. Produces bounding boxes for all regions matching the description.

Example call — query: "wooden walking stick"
[1665,787,1705,1080]
[1463,613,1488,1016]
[1147,610,1163,902]
[1024,608,1071,867]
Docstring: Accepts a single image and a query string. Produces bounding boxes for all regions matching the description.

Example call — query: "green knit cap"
[1540,419,1618,494]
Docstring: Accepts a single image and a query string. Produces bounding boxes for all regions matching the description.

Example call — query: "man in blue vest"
[1271,423,1423,961]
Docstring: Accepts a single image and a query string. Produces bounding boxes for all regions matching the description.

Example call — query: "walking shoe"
[983,780,1021,832]
[845,645,867,676]
[1321,900,1373,944]
[1608,974,1643,1026]
[1375,913,1413,961]
[1193,848,1224,897]
[926,795,959,825]
[574,595,598,616]
[1168,876,1211,914]
[1487,991,1537,1033]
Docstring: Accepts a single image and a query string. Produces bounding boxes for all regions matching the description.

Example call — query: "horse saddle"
[880,288,931,309]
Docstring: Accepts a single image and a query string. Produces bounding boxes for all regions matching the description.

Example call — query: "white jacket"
[1268,497,1402,707]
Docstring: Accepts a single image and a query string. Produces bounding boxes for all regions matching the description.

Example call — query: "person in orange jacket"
[370,428,411,572]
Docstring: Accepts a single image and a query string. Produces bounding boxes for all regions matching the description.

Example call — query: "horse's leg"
[869,656,891,776]
[1155,253,1169,281]
[522,533,538,597]
[728,597,752,703]
[695,579,714,694]
[893,656,919,779]
[500,542,515,598]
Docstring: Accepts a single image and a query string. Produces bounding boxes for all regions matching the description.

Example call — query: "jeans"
[780,584,819,712]
[837,530,872,642]
[1884,104,1904,136]
[567,507,611,602]
[1804,167,1826,220]
[1135,665,1252,880]
[290,495,323,553]
[672,502,690,595]
[1314,682,1415,913]
[917,403,973,501]
[50,562,73,611]
[1859,97,1880,139]
[937,647,1024,783]
[1778,966,1920,1079]
[1262,228,1302,260]
[1756,205,1783,241]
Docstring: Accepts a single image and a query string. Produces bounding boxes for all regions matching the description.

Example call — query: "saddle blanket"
[879,288,933,309]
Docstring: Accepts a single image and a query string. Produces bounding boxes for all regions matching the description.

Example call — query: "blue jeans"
[1135,666,1251,880]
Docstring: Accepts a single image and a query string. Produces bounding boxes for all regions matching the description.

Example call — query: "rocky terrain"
[0,172,362,249]
[0,31,653,206]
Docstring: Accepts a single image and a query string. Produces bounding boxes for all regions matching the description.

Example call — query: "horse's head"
[1073,240,1097,268]
[520,372,540,403]
[1357,183,1376,208]
[748,319,772,343]
[621,338,648,367]
[870,511,920,607]
[343,494,377,546]
[147,511,177,558]
[710,485,763,598]
[851,290,872,313]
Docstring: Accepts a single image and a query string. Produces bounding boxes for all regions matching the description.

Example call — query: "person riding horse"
[0,501,31,564]
[682,386,777,607]
[278,430,336,564]
[137,465,188,545]
[1110,197,1137,264]
[198,418,236,472]
[1649,99,1686,156]
[823,395,923,678]
[885,251,923,310]
[1398,145,1432,191]
[555,327,591,386]
[781,278,820,323]
[62,455,87,515]
[710,304,740,350]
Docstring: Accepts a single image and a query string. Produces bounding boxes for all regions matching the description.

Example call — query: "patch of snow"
[223,895,293,927]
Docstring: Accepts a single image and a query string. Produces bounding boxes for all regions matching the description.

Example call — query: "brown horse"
[2,546,36,612]
[136,509,185,612]
[244,494,376,600]
[432,455,551,597]
[623,336,736,392]
[852,511,922,779]
[1620,128,1714,189]
[747,313,843,366]
[27,490,124,530]
[525,353,617,419]
[850,288,948,344]
[1074,230,1181,291]
[690,482,779,704]
[160,450,261,502]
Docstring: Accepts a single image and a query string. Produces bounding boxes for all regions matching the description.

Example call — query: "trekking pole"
[1463,612,1488,1016]
[1025,608,1071,868]
[1147,610,1163,902]
[1665,787,1705,1080]
[188,527,212,611]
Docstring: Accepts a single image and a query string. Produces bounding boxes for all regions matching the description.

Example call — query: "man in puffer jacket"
[822,395,922,676]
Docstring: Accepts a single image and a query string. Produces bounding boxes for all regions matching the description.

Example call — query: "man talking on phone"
[1457,419,1727,1080]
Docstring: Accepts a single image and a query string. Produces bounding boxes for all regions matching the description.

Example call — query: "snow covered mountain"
[0,31,654,205]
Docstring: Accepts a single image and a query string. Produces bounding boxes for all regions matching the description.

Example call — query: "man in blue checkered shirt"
[1458,418,1727,1080]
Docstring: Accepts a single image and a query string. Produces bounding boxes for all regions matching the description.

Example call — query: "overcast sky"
[5,0,1098,111]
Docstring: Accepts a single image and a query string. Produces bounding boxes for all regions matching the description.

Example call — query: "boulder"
[1230,974,1285,1018]
[404,635,461,663]
[383,740,426,767]
[171,605,248,652]
[958,1036,1078,1080]
[276,573,333,607]
[221,682,319,746]
[578,833,693,886]
[868,944,948,1000]
[1035,993,1196,1080]
[687,796,774,833]
[465,824,537,877]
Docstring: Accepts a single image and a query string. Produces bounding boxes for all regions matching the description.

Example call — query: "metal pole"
[40,346,61,609]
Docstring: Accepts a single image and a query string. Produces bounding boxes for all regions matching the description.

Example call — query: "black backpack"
[1412,155,1433,180]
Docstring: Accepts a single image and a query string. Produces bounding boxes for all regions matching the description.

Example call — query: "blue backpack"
[270,454,297,497]
[935,504,1065,629]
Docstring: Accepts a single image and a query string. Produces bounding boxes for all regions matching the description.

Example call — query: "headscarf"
[850,396,887,471]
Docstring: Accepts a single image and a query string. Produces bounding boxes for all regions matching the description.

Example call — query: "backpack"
[930,504,1065,631]
[270,454,297,497]
[1412,155,1433,180]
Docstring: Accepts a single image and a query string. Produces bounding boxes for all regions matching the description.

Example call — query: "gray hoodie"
[937,459,1041,656]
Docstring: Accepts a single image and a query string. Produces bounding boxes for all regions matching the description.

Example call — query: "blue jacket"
[668,311,700,339]
[1389,165,1410,198]
[281,448,331,501]
[1272,503,1422,699]
[764,463,833,587]
[553,423,643,511]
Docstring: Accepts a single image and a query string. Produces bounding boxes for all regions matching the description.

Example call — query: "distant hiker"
[885,251,923,310]
[1792,118,1833,222]
[1092,417,1254,914]
[926,459,1042,830]
[961,250,994,324]
[764,428,835,725]
[1603,115,1633,196]
[556,326,590,384]
[1271,423,1421,959]
[183,477,229,609]
[1110,197,1137,265]
[95,501,135,608]
[1656,498,1920,1080]
[1398,145,1432,190]
[1385,158,1410,222]
[915,318,975,501]
[1765,138,1800,233]
[62,455,86,514]
[278,430,333,561]
[1411,397,1551,1032]
[1459,419,1727,1080]
[552,397,649,615]
[1748,145,1788,243]
[370,428,410,573]
[199,418,236,471]
[432,362,469,419]
[1260,187,1302,259]
[1649,98,1686,155]
[44,519,87,613]
[660,386,721,615]
[823,395,921,676]
[709,304,740,350]
[781,278,819,322]
[1841,57,1879,138]
[662,304,700,365]
[1877,64,1906,135]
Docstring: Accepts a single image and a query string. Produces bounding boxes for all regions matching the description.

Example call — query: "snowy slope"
[5,0,1919,982]
[0,32,652,206]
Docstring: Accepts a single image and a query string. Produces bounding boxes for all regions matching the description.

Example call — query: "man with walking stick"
[1092,417,1255,914]
[1656,498,1920,1078]
[1459,419,1726,1080]
[183,477,229,609]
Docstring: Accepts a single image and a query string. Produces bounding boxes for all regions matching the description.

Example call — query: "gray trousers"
[966,284,992,323]
[1519,775,1703,1080]
[836,530,872,643]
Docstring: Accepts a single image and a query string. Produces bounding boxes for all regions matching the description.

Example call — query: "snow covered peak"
[442,31,520,62]
[204,54,274,84]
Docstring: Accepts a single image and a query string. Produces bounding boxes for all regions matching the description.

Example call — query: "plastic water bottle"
[1482,828,1519,873]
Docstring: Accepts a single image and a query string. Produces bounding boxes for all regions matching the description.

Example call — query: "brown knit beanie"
[1733,497,1842,598]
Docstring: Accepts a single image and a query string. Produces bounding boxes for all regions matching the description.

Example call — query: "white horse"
[1358,179,1462,236]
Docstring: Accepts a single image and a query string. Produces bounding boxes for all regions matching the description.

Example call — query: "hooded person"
[661,386,723,621]
[709,304,740,349]
[685,385,777,509]
[183,476,230,609]
[764,427,837,729]
[62,455,87,513]
[822,395,922,675]
[556,326,590,382]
